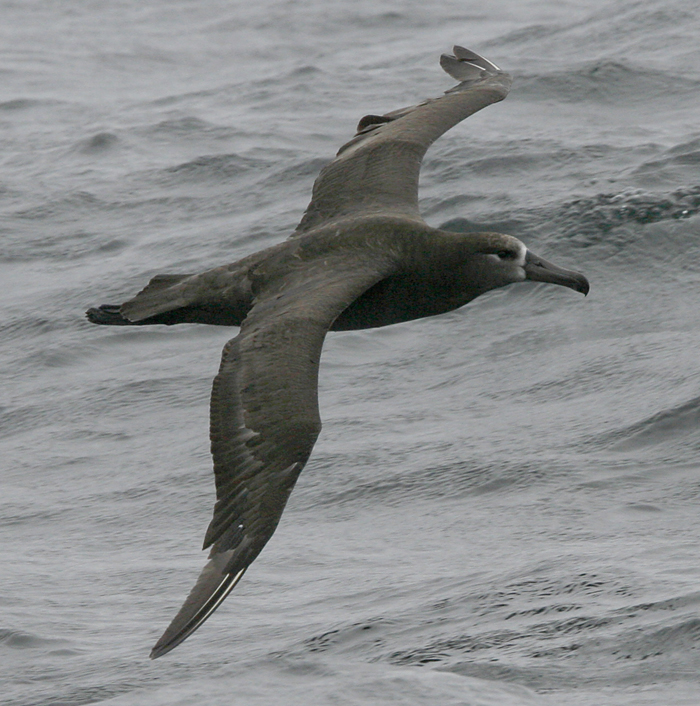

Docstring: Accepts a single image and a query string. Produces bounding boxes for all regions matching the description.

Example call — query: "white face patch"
[485,239,527,281]
[514,242,527,280]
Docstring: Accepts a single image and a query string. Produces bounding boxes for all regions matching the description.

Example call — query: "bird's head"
[463,232,589,296]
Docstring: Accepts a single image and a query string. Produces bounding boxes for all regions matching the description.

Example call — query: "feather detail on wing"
[150,251,397,658]
[294,46,512,234]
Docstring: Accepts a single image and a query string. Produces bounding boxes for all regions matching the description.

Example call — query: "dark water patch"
[504,603,582,621]
[146,115,235,139]
[389,629,525,666]
[74,132,120,154]
[64,427,132,444]
[3,190,213,253]
[340,567,634,678]
[0,404,54,440]
[302,619,396,656]
[623,502,662,513]
[633,140,700,184]
[422,193,491,218]
[517,60,700,105]
[385,612,619,691]
[425,140,586,185]
[0,628,68,650]
[6,682,142,706]
[305,455,565,510]
[503,355,642,404]
[146,81,230,108]
[558,187,700,245]
[610,617,700,662]
[259,157,329,189]
[0,98,56,111]
[438,186,700,254]
[484,327,572,361]
[163,152,270,183]
[23,344,96,370]
[623,591,700,616]
[0,505,74,528]
[12,191,105,220]
[0,226,129,263]
[0,183,24,204]
[94,483,162,505]
[94,45,178,72]
[410,569,628,622]
[600,394,700,451]
[288,64,323,78]
[0,316,63,340]
[490,3,697,62]
[442,661,557,690]
[489,24,562,47]
[351,10,410,28]
[90,192,214,228]
[81,375,208,419]
[449,151,558,178]
[379,579,697,691]
[499,572,626,601]
[666,136,700,158]
[565,608,700,685]
[441,216,527,236]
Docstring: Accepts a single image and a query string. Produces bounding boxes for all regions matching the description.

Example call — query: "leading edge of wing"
[294,46,512,234]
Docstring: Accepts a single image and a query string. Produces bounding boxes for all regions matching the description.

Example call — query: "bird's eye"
[497,249,516,260]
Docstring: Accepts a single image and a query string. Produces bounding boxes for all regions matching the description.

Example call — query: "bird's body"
[89,217,539,331]
[87,46,589,659]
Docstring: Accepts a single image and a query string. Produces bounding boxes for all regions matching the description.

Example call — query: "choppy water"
[2,1,700,704]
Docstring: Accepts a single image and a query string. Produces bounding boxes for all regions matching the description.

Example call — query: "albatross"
[87,46,589,658]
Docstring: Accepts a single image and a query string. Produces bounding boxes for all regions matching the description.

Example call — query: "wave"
[515,60,700,104]
[145,115,236,140]
[490,0,699,67]
[0,627,70,651]
[555,186,700,242]
[72,132,121,155]
[0,98,64,111]
[163,152,269,182]
[602,394,700,450]
[442,185,700,253]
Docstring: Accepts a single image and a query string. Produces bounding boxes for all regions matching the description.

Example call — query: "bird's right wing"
[150,249,397,658]
[294,47,512,234]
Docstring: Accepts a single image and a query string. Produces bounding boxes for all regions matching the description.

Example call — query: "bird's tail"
[85,273,201,326]
[85,304,135,325]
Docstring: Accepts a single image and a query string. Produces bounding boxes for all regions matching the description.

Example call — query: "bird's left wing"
[150,251,396,658]
[294,46,512,234]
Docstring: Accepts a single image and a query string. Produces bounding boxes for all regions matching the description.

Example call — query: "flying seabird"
[87,46,589,659]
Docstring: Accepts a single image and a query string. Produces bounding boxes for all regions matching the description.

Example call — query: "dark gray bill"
[524,250,589,295]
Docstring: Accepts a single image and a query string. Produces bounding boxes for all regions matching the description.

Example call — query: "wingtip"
[149,643,171,660]
[451,45,501,72]
[149,557,247,658]
[440,46,508,89]
[149,635,184,659]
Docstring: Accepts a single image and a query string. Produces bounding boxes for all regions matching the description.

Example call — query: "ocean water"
[2,0,700,704]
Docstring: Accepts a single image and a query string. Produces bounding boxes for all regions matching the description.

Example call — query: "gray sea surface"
[2,1,700,704]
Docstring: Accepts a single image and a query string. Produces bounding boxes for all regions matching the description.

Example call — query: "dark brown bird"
[87,46,589,659]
